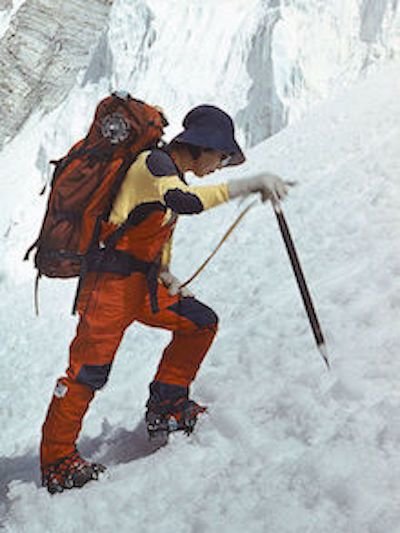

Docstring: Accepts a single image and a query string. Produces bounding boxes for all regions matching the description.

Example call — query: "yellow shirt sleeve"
[109,150,230,225]
[190,183,230,209]
[156,174,229,212]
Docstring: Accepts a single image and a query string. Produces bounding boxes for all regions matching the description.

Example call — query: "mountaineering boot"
[145,381,207,439]
[42,449,106,494]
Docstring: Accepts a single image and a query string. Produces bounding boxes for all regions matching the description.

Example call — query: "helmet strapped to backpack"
[25,92,167,310]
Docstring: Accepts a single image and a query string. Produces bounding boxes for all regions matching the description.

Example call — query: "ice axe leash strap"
[271,199,330,369]
[180,199,258,289]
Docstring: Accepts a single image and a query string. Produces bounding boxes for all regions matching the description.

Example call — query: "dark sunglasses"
[219,153,232,167]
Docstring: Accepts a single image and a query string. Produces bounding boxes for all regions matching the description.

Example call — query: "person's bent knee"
[196,304,219,331]
[167,298,219,330]
[204,306,219,328]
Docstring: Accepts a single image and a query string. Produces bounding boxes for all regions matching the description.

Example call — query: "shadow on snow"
[0,418,165,521]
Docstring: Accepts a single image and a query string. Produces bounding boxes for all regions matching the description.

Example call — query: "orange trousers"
[41,272,218,468]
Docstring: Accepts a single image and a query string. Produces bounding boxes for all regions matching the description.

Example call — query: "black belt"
[86,248,160,313]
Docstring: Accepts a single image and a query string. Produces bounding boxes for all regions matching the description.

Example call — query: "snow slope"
[1,61,400,532]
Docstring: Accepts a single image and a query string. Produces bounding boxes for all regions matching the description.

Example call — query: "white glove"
[228,173,290,202]
[159,270,194,298]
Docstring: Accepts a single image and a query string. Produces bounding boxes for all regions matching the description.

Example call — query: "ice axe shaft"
[272,200,330,369]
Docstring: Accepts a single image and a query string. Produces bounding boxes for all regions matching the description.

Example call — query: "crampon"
[146,397,207,439]
[42,449,106,494]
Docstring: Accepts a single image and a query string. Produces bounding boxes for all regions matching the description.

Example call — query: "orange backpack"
[25,92,167,309]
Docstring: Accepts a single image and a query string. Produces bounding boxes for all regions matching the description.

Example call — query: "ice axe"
[180,193,329,369]
[271,198,330,369]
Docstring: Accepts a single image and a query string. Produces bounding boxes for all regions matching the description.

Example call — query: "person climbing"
[39,102,290,494]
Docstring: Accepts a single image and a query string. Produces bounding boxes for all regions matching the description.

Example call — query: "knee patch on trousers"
[76,363,112,390]
[168,298,219,329]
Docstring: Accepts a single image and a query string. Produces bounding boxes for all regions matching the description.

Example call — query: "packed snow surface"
[1,62,400,532]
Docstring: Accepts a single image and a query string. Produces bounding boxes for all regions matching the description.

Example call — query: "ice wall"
[106,0,400,146]
[0,0,113,147]
[0,0,399,151]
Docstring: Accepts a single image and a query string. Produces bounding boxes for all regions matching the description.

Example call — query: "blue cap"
[170,105,245,167]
